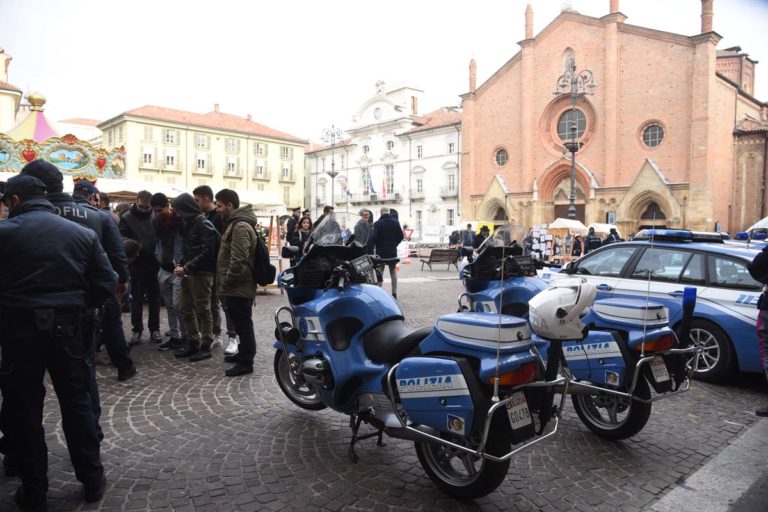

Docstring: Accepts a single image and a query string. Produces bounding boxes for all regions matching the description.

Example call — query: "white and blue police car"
[539,229,763,382]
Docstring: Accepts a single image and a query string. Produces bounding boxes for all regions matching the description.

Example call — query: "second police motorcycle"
[272,215,598,498]
[458,226,700,440]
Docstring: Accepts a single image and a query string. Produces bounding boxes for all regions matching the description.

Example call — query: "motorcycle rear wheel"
[571,377,652,441]
[273,350,327,411]
[414,411,511,500]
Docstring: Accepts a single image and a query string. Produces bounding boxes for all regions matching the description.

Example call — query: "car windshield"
[478,225,528,252]
[309,213,343,248]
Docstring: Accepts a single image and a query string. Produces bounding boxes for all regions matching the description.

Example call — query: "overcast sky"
[2,0,766,142]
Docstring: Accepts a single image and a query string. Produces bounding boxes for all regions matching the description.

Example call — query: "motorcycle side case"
[582,298,669,330]
[396,357,486,437]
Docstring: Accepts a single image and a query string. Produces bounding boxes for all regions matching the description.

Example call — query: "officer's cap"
[0,174,47,201]
[20,160,64,193]
[73,180,98,195]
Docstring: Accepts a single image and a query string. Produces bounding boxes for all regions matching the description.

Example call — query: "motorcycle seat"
[363,320,432,365]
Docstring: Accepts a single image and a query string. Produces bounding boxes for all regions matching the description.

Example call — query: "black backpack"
[232,220,277,287]
[748,247,768,284]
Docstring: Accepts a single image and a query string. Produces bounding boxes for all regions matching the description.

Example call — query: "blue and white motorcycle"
[272,216,578,499]
[458,226,699,440]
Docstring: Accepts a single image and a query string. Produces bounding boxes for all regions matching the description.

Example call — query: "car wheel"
[687,320,735,382]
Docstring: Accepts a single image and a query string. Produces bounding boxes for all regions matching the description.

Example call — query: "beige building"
[0,48,23,134]
[99,105,307,208]
[461,0,768,235]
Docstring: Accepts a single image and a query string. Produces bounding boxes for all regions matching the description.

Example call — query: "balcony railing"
[410,190,425,200]
[279,173,295,183]
[439,187,458,198]
[349,192,403,204]
[252,170,271,181]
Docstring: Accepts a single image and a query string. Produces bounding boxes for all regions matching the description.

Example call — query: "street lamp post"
[321,125,343,208]
[554,62,596,219]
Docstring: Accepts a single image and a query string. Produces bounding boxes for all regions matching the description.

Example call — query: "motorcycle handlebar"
[371,257,399,266]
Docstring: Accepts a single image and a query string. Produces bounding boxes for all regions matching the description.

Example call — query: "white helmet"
[529,278,597,341]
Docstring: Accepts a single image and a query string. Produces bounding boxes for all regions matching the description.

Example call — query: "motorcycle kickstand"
[347,414,385,463]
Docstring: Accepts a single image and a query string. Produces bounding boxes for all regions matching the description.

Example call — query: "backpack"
[231,220,277,286]
[748,248,768,284]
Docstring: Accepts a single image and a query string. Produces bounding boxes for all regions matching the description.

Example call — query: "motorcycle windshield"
[477,225,528,252]
[307,213,344,250]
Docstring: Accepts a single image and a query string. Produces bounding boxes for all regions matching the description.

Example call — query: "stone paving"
[0,263,765,511]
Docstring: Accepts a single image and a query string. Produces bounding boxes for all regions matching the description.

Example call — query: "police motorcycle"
[458,226,700,440]
[272,215,589,499]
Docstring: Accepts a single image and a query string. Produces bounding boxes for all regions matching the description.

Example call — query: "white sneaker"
[210,335,223,349]
[224,336,239,355]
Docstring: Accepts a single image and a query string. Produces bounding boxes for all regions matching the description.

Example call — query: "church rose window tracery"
[557,109,586,140]
[642,124,665,148]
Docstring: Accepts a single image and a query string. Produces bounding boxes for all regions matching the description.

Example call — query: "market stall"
[546,218,588,263]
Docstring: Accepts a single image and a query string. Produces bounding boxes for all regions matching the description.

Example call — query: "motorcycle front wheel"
[414,411,511,500]
[273,350,327,411]
[571,377,652,441]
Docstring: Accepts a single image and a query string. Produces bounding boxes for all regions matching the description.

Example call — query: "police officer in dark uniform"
[0,174,115,510]
[22,161,136,383]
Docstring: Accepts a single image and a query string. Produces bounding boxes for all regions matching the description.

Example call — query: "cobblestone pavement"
[1,263,765,511]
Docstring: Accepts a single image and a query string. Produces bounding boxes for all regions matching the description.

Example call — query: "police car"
[539,229,763,382]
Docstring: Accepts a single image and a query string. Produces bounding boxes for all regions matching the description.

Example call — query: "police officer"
[0,174,115,510]
[22,161,136,383]
[584,227,602,254]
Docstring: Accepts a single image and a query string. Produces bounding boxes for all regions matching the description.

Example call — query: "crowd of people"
[0,161,264,510]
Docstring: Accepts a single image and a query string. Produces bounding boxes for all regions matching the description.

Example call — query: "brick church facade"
[460,0,768,235]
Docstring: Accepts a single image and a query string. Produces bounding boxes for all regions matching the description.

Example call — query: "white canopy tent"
[588,222,621,237]
[548,218,588,235]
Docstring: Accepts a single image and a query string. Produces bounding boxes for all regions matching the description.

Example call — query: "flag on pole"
[381,176,388,199]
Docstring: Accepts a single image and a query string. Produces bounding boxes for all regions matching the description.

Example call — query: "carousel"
[0,92,140,202]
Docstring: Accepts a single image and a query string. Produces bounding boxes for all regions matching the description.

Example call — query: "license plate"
[650,356,670,383]
[505,392,533,430]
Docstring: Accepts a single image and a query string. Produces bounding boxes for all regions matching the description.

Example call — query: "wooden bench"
[420,248,460,271]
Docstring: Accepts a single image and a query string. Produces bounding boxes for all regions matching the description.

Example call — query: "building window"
[164,129,177,144]
[447,209,455,226]
[282,162,293,180]
[340,154,345,169]
[226,156,238,175]
[386,140,394,150]
[416,178,423,193]
[255,159,266,177]
[226,138,240,153]
[417,145,423,158]
[448,142,455,154]
[362,168,371,194]
[385,164,394,195]
[196,152,208,172]
[495,148,508,166]
[117,126,124,142]
[283,186,291,205]
[165,149,176,168]
[448,174,455,190]
[280,146,293,160]
[557,109,586,140]
[254,142,267,156]
[195,133,208,149]
[107,130,113,145]
[257,183,265,191]
[143,126,153,140]
[363,145,370,155]
[321,157,326,172]
[142,146,154,165]
[642,124,665,148]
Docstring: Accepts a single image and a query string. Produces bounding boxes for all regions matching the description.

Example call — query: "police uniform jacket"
[48,192,129,284]
[172,193,220,275]
[0,198,116,310]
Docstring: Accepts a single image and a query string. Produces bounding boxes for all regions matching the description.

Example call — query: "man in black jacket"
[584,227,602,254]
[371,207,404,299]
[193,185,234,348]
[0,174,115,510]
[172,193,221,361]
[120,190,161,345]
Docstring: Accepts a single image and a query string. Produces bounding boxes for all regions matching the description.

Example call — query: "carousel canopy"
[7,92,59,142]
